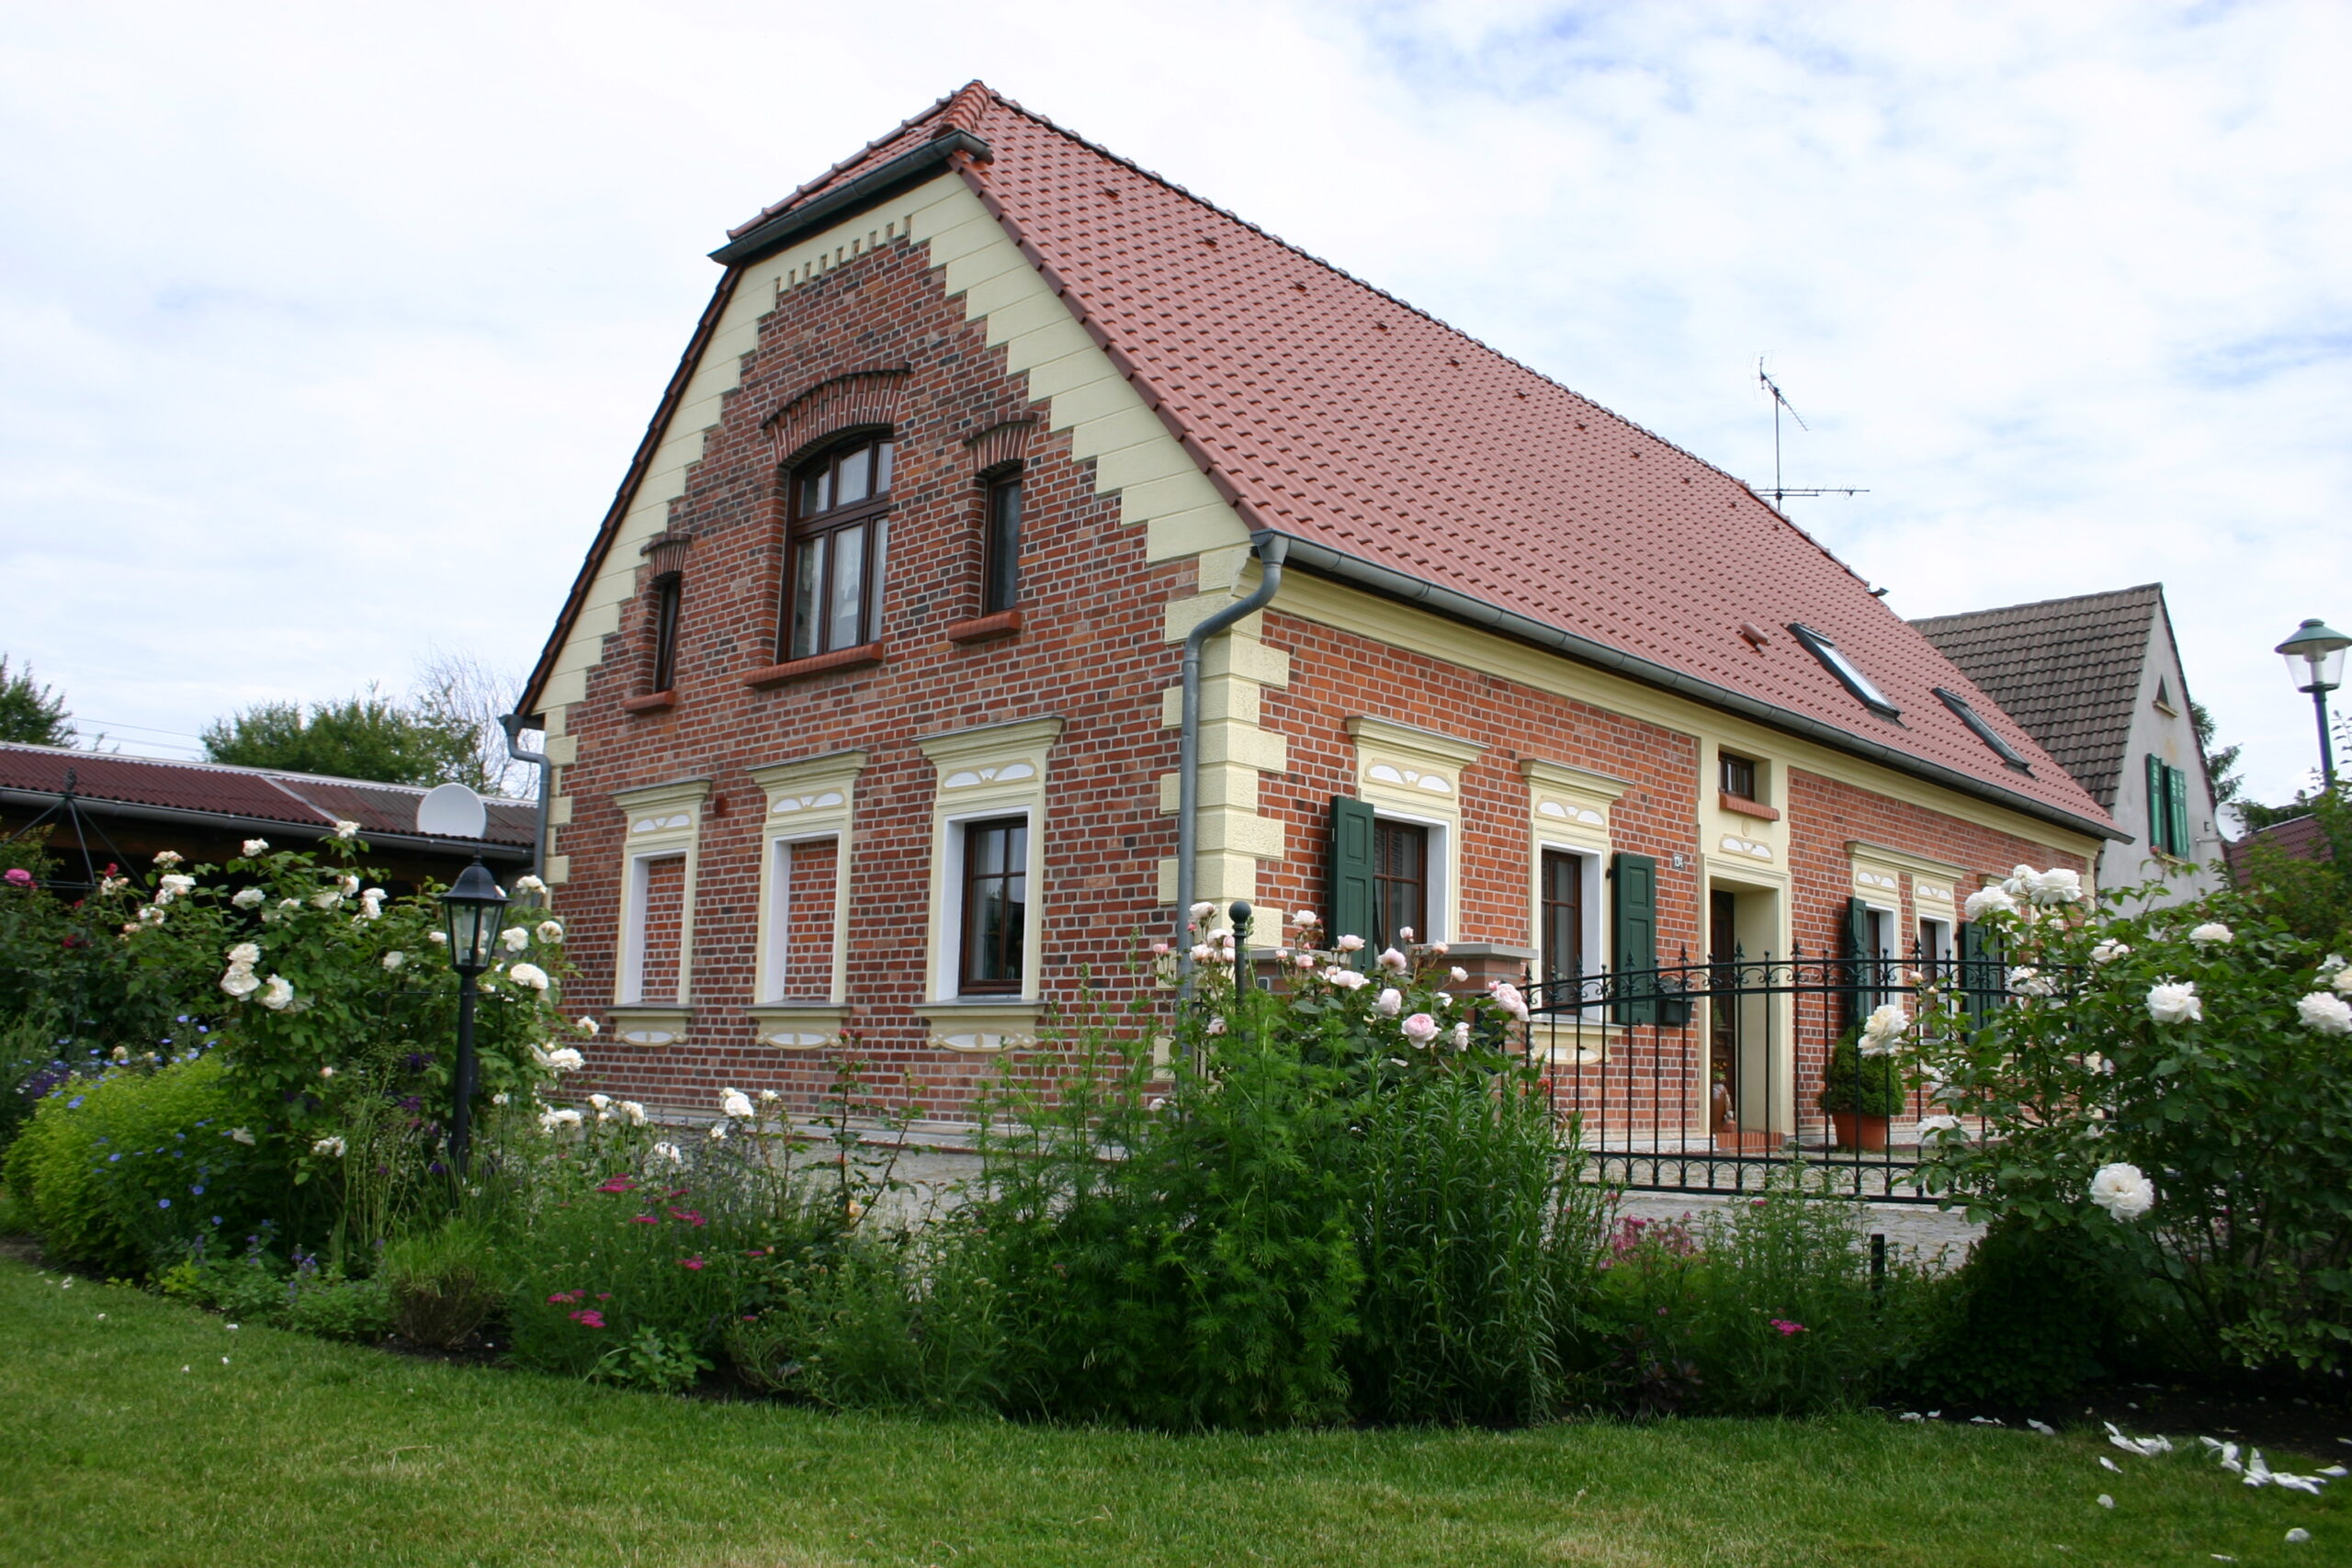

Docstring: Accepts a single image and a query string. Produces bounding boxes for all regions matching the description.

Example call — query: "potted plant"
[1815,1032,1906,1150]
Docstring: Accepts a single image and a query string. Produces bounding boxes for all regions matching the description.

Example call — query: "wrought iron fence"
[1522,948,2012,1203]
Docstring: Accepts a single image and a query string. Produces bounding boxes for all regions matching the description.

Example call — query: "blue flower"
[157,1199,171,1209]
[108,1153,120,1163]
[66,1096,83,1110]
[190,1185,204,1196]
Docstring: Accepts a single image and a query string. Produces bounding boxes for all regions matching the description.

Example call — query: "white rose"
[574,1016,598,1036]
[721,1089,755,1121]
[310,890,342,909]
[311,1134,346,1157]
[2088,1162,2155,1222]
[501,927,529,953]
[228,1127,255,1145]
[1399,1012,1440,1047]
[1397,927,1416,942]
[542,1047,585,1074]
[1377,947,1408,972]
[1336,934,1365,953]
[381,950,406,971]
[2089,939,2131,964]
[226,942,261,965]
[1487,981,1532,1023]
[155,874,196,904]
[707,1122,729,1142]
[153,850,184,867]
[334,819,359,840]
[242,839,269,856]
[258,976,295,1010]
[1189,901,1216,920]
[1451,1021,1471,1049]
[514,874,547,895]
[491,1092,510,1106]
[1204,1016,1227,1036]
[1290,909,1317,929]
[1325,968,1369,991]
[508,962,549,992]
[1963,886,2018,920]
[2145,981,2201,1025]
[2295,992,2352,1036]
[538,1107,583,1134]
[2028,868,2085,907]
[588,1092,612,1111]
[428,931,447,945]
[2008,966,2058,998]
[536,919,563,942]
[1861,1002,1910,1051]
[2188,922,2233,946]
[337,874,359,896]
[649,1141,684,1168]
[1374,987,1402,1017]
[232,886,266,909]
[620,1101,648,1126]
[759,1089,780,1103]
[1449,966,1469,984]
[2335,967,2352,997]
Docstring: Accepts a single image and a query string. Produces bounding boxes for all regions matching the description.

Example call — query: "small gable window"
[1719,750,1758,802]
[650,573,684,694]
[2153,676,2177,716]
[1933,687,2030,773]
[1788,623,1899,718]
[785,434,895,660]
[982,469,1023,615]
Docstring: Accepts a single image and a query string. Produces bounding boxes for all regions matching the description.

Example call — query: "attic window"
[1787,623,1899,719]
[1934,688,2031,773]
[2153,677,2177,716]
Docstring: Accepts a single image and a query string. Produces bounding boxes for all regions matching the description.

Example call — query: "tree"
[0,656,74,747]
[200,689,475,787]
[2190,700,2241,807]
[412,650,529,798]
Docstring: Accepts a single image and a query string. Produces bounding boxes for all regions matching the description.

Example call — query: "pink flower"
[680,1256,707,1271]
[1399,1012,1440,1048]
[596,1176,637,1193]
[3,868,32,888]
[570,1309,605,1328]
[1769,1318,1807,1337]
[669,1207,707,1227]
[629,1214,659,1224]
[546,1291,582,1304]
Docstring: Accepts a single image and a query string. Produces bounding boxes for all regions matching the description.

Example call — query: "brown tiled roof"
[2224,811,2337,876]
[528,84,2115,840]
[0,743,534,850]
[1912,585,2167,810]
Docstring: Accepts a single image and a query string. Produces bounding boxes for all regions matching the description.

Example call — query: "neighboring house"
[1913,584,2222,904]
[515,83,2120,1130]
[2224,810,2339,879]
[0,742,534,893]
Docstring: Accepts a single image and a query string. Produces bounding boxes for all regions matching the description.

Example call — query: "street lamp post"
[437,858,510,1179]
[2275,618,2352,787]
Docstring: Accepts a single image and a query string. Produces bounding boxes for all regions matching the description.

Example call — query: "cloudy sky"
[3,1,2346,812]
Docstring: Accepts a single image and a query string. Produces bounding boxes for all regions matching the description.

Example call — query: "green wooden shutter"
[1841,895,1871,1032]
[1958,918,2004,1029]
[2166,764,2193,861]
[2146,753,2170,853]
[1328,797,1375,962]
[1611,852,1661,1024]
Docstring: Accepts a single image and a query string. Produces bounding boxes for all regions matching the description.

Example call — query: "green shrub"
[380,1219,502,1349]
[1888,1219,2116,1407]
[4,1056,277,1275]
[281,1270,393,1341]
[1815,1034,1906,1118]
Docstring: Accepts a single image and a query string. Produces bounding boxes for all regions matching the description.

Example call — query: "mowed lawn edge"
[1,1257,2337,1568]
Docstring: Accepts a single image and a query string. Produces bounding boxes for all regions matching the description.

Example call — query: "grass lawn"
[2,1257,2340,1568]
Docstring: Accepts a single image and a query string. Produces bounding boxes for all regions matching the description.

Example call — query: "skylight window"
[1934,687,2032,773]
[1786,623,1899,718]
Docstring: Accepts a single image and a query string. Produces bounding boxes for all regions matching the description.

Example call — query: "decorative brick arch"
[763,367,910,468]
[962,416,1034,476]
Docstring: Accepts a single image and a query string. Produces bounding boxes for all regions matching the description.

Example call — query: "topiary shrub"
[3,1056,277,1275]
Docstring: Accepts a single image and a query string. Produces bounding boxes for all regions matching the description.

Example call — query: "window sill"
[1719,792,1781,822]
[918,998,1043,1053]
[620,691,677,714]
[945,609,1023,644]
[743,642,884,689]
[606,1006,691,1047]
[747,1003,847,1050]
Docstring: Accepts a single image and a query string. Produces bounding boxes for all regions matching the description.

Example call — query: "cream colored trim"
[607,1005,691,1048]
[1844,840,1966,885]
[919,718,1063,1006]
[1521,758,1624,853]
[746,1003,847,1050]
[1273,570,2103,862]
[1348,716,1480,942]
[610,779,709,1007]
[1701,739,1786,870]
[747,750,865,1009]
[1156,566,1294,905]
[918,999,1044,1054]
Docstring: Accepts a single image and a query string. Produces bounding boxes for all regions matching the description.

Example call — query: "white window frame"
[1520,757,1629,1015]
[608,778,709,1043]
[620,848,692,1005]
[937,807,1041,999]
[1348,716,1483,948]
[917,717,1062,1010]
[744,750,863,1049]
[1532,840,1606,1011]
[1369,807,1452,944]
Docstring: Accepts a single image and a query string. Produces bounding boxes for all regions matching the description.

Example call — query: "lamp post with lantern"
[437,857,510,1178]
[2276,617,2351,787]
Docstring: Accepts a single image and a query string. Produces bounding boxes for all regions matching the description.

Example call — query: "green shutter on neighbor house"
[1610,852,1675,1024]
[1328,796,1376,961]
[2166,764,2193,862]
[2146,753,2171,854]
[1841,895,1872,1032]
[1958,919,2005,1029]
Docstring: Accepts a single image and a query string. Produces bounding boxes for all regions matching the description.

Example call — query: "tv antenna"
[1758,359,1868,511]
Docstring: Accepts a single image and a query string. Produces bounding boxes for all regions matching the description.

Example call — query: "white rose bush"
[1915,875,2352,1375]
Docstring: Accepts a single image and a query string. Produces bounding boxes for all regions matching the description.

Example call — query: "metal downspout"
[1175,536,1287,957]
[499,713,551,886]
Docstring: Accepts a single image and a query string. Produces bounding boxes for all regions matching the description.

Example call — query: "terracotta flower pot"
[1829,1111,1891,1152]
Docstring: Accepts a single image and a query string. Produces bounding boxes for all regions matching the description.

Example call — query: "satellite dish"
[415,782,487,840]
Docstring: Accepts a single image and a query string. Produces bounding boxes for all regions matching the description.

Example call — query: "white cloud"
[1,0,2343,807]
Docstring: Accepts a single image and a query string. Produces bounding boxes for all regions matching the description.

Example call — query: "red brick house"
[516,84,2119,1135]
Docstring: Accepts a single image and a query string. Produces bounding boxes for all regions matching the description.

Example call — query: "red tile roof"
[0,743,535,850]
[534,84,2116,840]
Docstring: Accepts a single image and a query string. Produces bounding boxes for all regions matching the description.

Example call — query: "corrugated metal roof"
[0,743,534,848]
[1912,585,2165,810]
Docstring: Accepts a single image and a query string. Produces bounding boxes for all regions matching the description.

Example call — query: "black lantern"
[437,858,508,1177]
[2276,617,2351,785]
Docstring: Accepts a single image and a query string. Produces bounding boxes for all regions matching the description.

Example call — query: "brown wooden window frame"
[956,815,1029,996]
[1372,818,1430,953]
[650,571,684,694]
[1540,847,1586,986]
[1719,750,1758,803]
[981,468,1023,616]
[782,434,896,661]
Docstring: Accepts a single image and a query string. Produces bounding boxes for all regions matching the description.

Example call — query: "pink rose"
[1400,1012,1440,1048]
